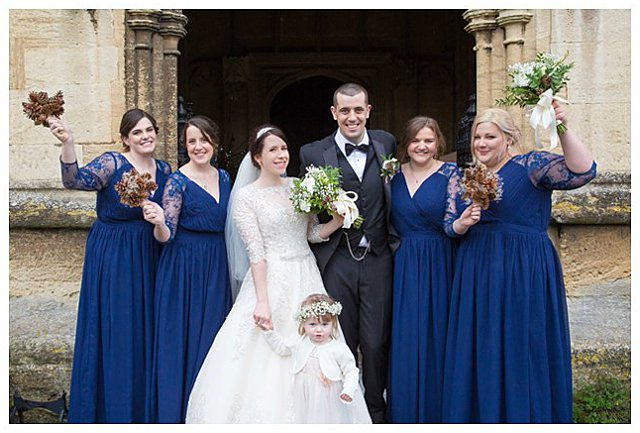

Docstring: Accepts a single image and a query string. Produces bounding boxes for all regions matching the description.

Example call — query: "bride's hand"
[253,300,272,330]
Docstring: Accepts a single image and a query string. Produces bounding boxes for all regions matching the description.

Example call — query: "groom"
[299,83,398,423]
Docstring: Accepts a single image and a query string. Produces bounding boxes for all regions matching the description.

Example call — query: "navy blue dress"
[441,151,596,423]
[387,162,460,423]
[61,151,171,423]
[146,169,233,423]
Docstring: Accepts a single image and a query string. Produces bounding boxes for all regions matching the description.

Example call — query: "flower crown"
[295,300,343,323]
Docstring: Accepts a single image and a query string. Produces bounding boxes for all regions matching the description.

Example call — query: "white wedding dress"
[185,179,370,423]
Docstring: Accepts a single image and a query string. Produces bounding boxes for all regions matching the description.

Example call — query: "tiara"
[295,300,342,323]
[256,126,273,140]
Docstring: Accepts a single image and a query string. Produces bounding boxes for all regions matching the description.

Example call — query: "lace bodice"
[444,151,596,233]
[232,178,326,264]
[162,169,231,241]
[60,151,171,223]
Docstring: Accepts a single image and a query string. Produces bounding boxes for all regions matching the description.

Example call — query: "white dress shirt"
[334,130,370,248]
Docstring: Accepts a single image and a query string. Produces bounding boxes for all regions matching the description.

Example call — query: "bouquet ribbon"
[333,190,360,229]
[529,88,569,150]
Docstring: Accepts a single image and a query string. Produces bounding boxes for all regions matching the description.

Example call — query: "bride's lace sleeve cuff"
[307,214,330,243]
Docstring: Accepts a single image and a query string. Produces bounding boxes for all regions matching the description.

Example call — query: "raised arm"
[49,116,117,191]
[554,102,594,174]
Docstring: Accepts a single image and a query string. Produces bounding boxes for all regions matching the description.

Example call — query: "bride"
[185,125,370,423]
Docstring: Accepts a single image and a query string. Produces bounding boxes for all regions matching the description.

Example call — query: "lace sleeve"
[261,330,293,357]
[443,165,464,238]
[60,152,117,191]
[157,159,172,176]
[162,174,186,242]
[233,188,266,264]
[526,151,597,190]
[307,214,330,243]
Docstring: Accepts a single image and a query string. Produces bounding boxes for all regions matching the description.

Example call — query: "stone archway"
[269,76,344,176]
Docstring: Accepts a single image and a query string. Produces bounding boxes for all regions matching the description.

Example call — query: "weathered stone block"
[9,190,96,229]
[550,10,630,44]
[10,228,87,299]
[25,48,119,87]
[552,171,630,224]
[558,225,630,293]
[9,298,75,402]
[9,145,85,189]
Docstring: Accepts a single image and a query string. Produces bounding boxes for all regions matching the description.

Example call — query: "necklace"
[407,160,438,185]
[188,168,216,190]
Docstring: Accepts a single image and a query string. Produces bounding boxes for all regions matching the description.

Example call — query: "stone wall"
[9,9,125,401]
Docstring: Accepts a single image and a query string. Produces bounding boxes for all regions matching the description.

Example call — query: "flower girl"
[259,293,371,423]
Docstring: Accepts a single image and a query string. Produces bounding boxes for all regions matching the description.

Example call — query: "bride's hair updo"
[248,124,288,168]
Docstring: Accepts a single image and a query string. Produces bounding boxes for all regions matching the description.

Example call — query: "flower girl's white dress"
[185,179,370,423]
[262,330,371,423]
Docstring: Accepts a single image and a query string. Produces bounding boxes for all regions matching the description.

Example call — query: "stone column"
[126,10,161,112]
[159,10,188,168]
[497,9,533,137]
[463,9,499,112]
[497,10,532,62]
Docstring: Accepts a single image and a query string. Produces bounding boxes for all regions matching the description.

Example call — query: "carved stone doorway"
[177,10,475,174]
[270,76,344,176]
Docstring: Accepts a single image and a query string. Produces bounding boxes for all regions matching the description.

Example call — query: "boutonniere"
[380,154,400,183]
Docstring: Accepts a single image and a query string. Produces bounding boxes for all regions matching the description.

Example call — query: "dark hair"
[333,82,369,106]
[398,116,447,163]
[183,115,221,157]
[119,108,159,151]
[248,124,288,168]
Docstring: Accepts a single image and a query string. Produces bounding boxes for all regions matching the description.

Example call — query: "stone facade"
[9,9,630,407]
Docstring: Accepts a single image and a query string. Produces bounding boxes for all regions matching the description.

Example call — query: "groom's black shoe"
[370,410,388,424]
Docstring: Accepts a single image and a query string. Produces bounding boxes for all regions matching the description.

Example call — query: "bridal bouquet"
[291,165,363,229]
[114,169,157,207]
[461,164,503,210]
[496,52,574,149]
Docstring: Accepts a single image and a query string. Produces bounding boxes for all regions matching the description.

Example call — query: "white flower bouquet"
[496,52,574,148]
[291,165,363,229]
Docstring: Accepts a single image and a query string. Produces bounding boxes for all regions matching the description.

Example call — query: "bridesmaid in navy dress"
[442,105,596,423]
[48,109,172,423]
[144,115,232,423]
[387,116,461,423]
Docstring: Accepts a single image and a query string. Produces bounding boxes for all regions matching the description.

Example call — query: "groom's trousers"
[321,242,393,423]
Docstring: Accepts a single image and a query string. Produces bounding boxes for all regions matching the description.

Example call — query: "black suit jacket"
[299,129,400,272]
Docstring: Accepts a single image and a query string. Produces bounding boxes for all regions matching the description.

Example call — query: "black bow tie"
[345,142,369,156]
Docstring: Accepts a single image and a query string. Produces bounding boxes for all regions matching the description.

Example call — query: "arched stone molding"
[221,52,395,166]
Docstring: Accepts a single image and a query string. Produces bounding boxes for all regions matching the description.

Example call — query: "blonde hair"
[470,108,523,160]
[296,293,340,339]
